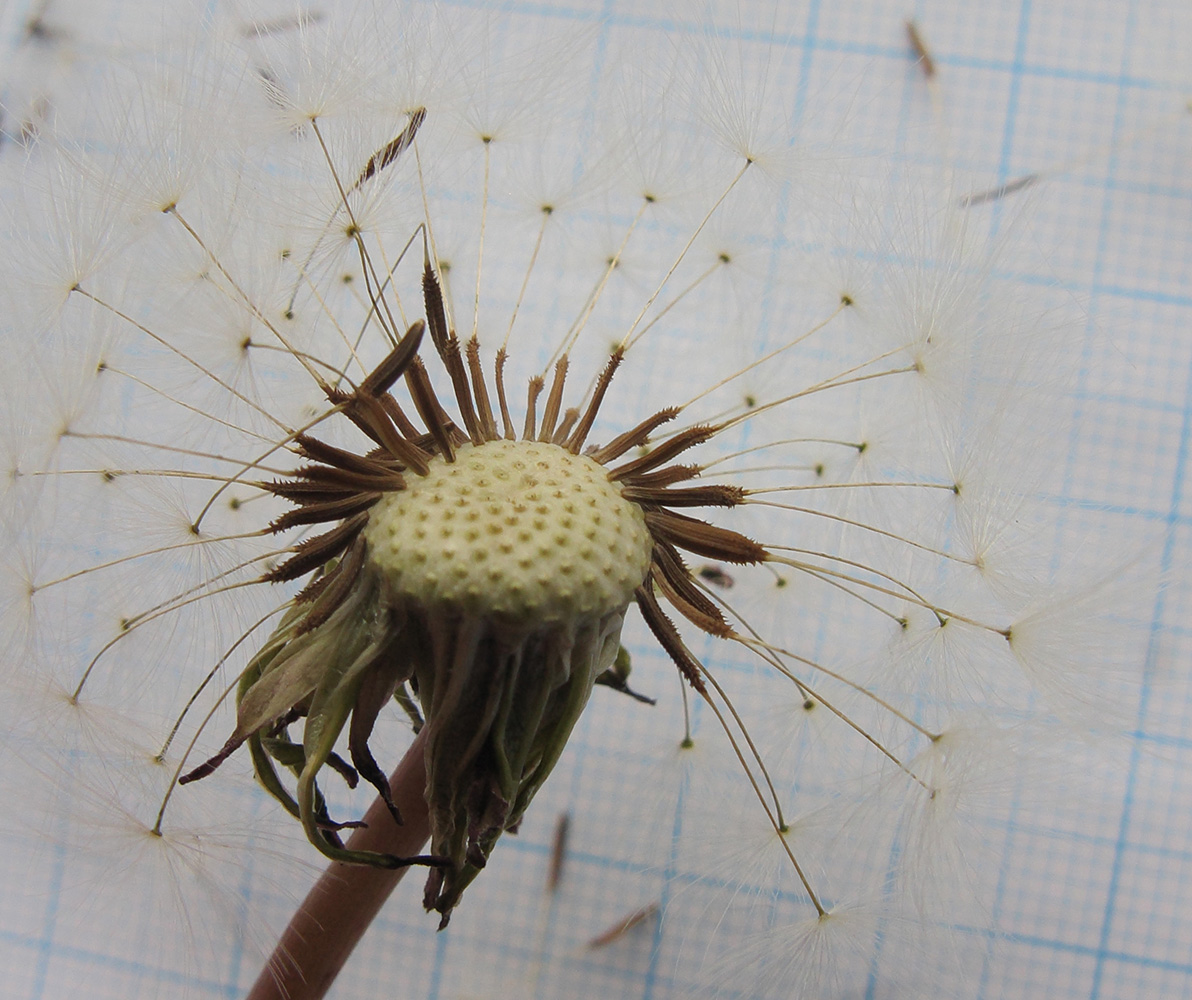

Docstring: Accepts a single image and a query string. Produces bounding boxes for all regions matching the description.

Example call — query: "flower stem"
[247,730,431,1000]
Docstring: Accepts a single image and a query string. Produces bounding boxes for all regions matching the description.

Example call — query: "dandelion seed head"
[0,2,1175,997]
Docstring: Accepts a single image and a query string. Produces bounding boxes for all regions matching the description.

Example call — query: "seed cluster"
[176,109,766,916]
[364,440,654,623]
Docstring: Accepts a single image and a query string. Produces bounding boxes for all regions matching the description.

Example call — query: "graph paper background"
[1,1,1191,998]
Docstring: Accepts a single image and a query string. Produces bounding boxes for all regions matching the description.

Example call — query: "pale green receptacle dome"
[363,440,653,623]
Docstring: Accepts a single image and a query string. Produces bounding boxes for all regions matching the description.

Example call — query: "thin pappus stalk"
[30,527,272,592]
[662,558,940,771]
[167,204,339,393]
[69,552,285,700]
[190,399,354,530]
[617,159,753,354]
[97,362,281,443]
[59,431,292,473]
[154,601,290,762]
[70,284,293,434]
[542,197,651,372]
[335,225,431,383]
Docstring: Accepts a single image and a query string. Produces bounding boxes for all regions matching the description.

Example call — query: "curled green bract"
[411,606,627,921]
[218,555,628,924]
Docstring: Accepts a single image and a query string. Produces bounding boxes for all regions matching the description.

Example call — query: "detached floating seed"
[588,903,660,948]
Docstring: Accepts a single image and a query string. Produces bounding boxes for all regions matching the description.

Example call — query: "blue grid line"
[27,841,64,1000]
[1136,729,1192,748]
[442,0,1186,98]
[1,929,236,998]
[476,804,1192,925]
[973,928,1192,978]
[955,6,1031,987]
[1085,1,1186,993]
[1094,283,1192,309]
[1088,265,1192,1000]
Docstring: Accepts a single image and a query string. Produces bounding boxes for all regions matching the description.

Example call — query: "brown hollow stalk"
[247,729,431,1000]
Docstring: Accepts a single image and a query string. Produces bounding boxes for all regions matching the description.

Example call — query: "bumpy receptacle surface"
[364,440,653,622]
